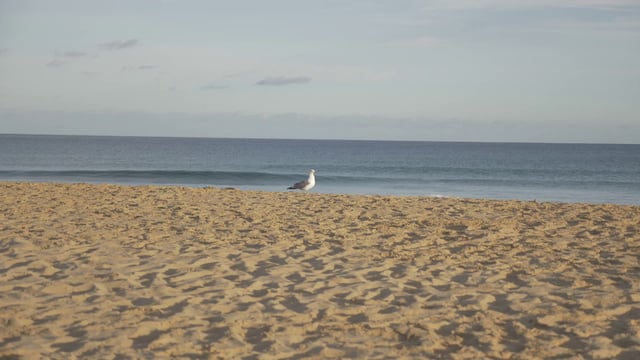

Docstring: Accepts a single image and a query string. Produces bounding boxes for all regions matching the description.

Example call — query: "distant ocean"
[1,134,639,205]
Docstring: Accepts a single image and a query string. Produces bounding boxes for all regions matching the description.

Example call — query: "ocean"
[1,134,638,205]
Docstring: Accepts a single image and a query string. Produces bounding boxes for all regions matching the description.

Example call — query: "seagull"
[288,169,316,191]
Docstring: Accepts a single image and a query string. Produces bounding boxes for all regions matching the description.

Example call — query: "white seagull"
[288,169,316,191]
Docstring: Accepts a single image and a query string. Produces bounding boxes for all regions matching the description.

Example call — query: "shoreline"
[1,181,639,358]
[1,179,638,206]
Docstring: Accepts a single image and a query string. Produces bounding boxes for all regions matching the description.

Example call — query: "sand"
[1,181,639,359]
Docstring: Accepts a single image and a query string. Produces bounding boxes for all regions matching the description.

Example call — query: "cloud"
[256,76,311,86]
[59,51,87,58]
[100,39,139,50]
[201,84,230,90]
[121,65,157,71]
[422,0,640,11]
[417,0,640,36]
[46,59,65,67]
[45,50,89,68]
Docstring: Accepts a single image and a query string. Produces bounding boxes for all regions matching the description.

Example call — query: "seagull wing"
[288,180,309,190]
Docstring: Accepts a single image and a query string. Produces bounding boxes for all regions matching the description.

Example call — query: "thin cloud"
[100,39,139,50]
[256,76,311,86]
[59,51,87,58]
[201,83,230,90]
[121,65,157,71]
[46,59,65,67]
[419,0,640,34]
[423,0,640,11]
[46,50,89,68]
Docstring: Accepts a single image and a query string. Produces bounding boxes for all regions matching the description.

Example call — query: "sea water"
[1,134,638,205]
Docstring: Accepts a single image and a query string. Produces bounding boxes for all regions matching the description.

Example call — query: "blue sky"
[1,0,639,143]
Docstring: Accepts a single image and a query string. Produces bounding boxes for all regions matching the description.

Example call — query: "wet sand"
[1,182,639,359]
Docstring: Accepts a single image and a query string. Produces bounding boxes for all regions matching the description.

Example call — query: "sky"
[1,0,639,143]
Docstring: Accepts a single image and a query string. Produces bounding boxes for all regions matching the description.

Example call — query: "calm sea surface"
[1,134,638,205]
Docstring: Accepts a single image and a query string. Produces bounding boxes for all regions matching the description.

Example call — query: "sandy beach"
[1,181,639,359]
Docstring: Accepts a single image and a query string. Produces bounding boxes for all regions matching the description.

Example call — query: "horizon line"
[1,132,638,146]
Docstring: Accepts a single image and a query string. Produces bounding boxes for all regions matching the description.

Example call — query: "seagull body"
[288,169,316,191]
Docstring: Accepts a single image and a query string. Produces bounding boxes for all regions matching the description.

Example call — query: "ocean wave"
[0,169,428,187]
[0,170,293,185]
[1,169,638,189]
